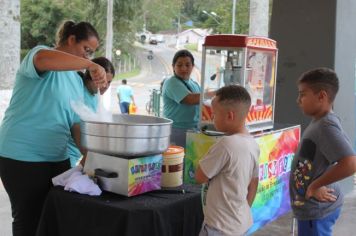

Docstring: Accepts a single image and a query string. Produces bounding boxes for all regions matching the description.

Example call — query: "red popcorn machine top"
[199,34,278,132]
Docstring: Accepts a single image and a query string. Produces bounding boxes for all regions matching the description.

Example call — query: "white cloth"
[52,165,83,186]
[52,165,102,196]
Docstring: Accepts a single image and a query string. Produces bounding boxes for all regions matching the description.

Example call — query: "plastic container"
[161,146,184,187]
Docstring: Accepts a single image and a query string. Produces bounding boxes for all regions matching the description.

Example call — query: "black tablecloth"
[36,185,203,236]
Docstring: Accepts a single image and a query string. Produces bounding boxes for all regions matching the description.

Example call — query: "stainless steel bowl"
[81,114,172,156]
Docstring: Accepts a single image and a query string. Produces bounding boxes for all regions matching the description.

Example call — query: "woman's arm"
[181,90,216,105]
[181,93,200,105]
[34,49,107,87]
[34,49,93,72]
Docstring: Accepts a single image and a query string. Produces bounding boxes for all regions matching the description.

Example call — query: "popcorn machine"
[199,34,278,132]
[184,35,301,234]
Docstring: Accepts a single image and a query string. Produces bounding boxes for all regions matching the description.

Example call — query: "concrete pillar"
[103,0,113,111]
[270,0,356,193]
[249,0,269,37]
[0,0,20,121]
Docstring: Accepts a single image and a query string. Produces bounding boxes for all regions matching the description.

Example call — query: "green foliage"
[21,0,85,48]
[84,0,143,56]
[184,43,197,51]
[136,0,182,33]
[20,49,30,61]
[114,68,140,81]
[20,0,254,57]
[193,0,250,34]
[20,0,143,56]
[21,0,61,48]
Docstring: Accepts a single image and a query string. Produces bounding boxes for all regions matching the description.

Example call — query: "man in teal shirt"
[116,79,135,114]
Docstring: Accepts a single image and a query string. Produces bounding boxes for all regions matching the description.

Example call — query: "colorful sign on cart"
[184,126,300,234]
[128,155,162,197]
[247,126,300,234]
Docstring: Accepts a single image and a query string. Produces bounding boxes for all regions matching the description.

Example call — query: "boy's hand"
[306,185,337,202]
[195,165,209,184]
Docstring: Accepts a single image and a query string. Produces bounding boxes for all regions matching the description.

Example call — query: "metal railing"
[146,89,163,117]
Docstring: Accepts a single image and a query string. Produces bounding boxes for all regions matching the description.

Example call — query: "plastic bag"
[129,103,137,114]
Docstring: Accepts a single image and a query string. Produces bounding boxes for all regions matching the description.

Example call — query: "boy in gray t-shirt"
[290,68,356,236]
[195,85,260,236]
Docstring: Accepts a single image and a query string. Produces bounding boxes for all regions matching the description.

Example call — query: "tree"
[20,0,252,57]
[136,0,182,33]
[192,0,250,34]
[21,0,62,48]
[20,0,144,57]
[21,0,86,49]
[83,0,144,56]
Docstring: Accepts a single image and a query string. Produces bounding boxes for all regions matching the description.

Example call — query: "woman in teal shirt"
[68,57,115,167]
[0,20,106,236]
[162,50,202,147]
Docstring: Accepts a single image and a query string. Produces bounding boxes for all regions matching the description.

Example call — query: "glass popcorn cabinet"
[199,34,278,132]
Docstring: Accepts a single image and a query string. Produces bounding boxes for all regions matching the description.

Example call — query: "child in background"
[68,57,115,167]
[290,67,356,236]
[195,85,260,236]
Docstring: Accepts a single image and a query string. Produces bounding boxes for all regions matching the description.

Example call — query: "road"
[108,42,202,116]
[108,43,174,115]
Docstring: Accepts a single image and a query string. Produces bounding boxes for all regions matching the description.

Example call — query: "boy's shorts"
[198,223,246,236]
[297,207,341,236]
[199,223,224,236]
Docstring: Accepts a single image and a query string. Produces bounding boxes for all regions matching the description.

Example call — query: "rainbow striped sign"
[184,125,300,234]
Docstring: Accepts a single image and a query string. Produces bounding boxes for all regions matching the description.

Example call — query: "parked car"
[155,34,165,43]
[149,38,158,45]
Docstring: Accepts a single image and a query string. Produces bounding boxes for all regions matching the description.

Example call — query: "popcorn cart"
[200,34,278,132]
[184,35,301,234]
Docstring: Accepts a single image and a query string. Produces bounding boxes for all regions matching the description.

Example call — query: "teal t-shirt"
[0,45,84,162]
[162,75,201,129]
[83,87,98,112]
[116,85,133,103]
[67,87,98,166]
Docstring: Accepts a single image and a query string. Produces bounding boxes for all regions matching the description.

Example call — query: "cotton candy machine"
[82,114,172,196]
[81,114,172,156]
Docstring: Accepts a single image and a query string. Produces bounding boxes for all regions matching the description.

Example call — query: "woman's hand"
[204,89,216,98]
[88,63,107,89]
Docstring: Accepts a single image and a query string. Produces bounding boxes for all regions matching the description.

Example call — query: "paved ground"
[0,180,11,236]
[252,183,356,236]
[0,179,355,236]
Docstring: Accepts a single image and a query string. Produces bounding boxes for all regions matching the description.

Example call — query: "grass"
[184,43,198,51]
[114,68,141,80]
